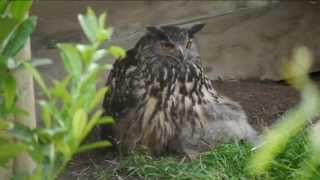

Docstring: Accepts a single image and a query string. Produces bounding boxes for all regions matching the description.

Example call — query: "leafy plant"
[249,47,320,179]
[0,3,125,180]
[0,0,34,121]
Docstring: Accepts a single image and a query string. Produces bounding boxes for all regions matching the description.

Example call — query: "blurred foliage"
[0,1,125,179]
[249,47,320,179]
[1,0,319,179]
[0,0,34,120]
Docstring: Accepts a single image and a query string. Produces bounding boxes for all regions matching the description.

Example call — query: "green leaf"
[77,140,111,153]
[3,16,36,57]
[35,128,66,144]
[108,45,126,59]
[0,137,10,145]
[55,141,71,161]
[0,120,13,130]
[96,28,112,42]
[51,79,71,104]
[76,63,105,109]
[0,0,9,15]
[71,96,85,116]
[39,101,52,128]
[0,55,7,72]
[27,144,45,164]
[88,87,109,111]
[83,111,113,139]
[72,109,87,143]
[23,62,50,98]
[92,49,107,62]
[0,17,18,52]
[34,128,52,143]
[76,44,95,65]
[0,143,26,167]
[57,43,82,80]
[29,168,43,180]
[97,116,114,125]
[3,73,16,109]
[78,7,98,43]
[84,110,103,137]
[10,122,34,144]
[98,12,107,28]
[9,0,33,21]
[78,63,100,94]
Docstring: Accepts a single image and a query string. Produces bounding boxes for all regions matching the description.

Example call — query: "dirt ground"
[58,78,308,180]
[213,79,300,131]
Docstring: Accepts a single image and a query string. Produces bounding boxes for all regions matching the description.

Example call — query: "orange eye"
[161,43,175,49]
[186,40,192,49]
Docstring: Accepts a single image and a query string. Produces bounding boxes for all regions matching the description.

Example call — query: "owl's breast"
[107,54,222,154]
[133,55,219,127]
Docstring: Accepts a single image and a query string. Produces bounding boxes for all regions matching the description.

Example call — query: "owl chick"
[101,24,257,157]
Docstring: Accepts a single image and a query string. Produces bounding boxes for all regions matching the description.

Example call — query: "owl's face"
[137,24,205,62]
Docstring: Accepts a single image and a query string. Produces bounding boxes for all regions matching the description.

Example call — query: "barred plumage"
[102,24,257,157]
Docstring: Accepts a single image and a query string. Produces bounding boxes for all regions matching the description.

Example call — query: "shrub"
[249,47,320,179]
[0,1,125,179]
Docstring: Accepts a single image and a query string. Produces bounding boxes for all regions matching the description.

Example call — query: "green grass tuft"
[95,132,311,180]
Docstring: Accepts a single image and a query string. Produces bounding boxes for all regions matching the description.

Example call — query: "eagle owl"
[102,24,257,157]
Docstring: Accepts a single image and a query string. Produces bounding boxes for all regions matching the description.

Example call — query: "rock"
[31,1,320,81]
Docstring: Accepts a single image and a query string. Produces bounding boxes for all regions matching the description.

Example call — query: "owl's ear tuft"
[146,26,163,35]
[146,26,167,39]
[146,26,159,33]
[188,23,205,38]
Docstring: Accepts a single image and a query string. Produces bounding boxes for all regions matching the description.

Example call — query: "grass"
[93,132,310,180]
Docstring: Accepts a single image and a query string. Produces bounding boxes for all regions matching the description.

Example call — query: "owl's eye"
[161,42,175,49]
[186,40,192,49]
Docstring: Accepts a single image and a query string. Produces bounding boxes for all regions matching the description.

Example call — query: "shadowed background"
[30,0,319,130]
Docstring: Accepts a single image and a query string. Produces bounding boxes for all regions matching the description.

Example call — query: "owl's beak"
[177,46,185,60]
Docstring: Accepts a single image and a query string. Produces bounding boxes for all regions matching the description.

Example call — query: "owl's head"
[136,24,205,61]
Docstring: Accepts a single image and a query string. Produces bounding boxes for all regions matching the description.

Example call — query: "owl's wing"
[102,49,140,118]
